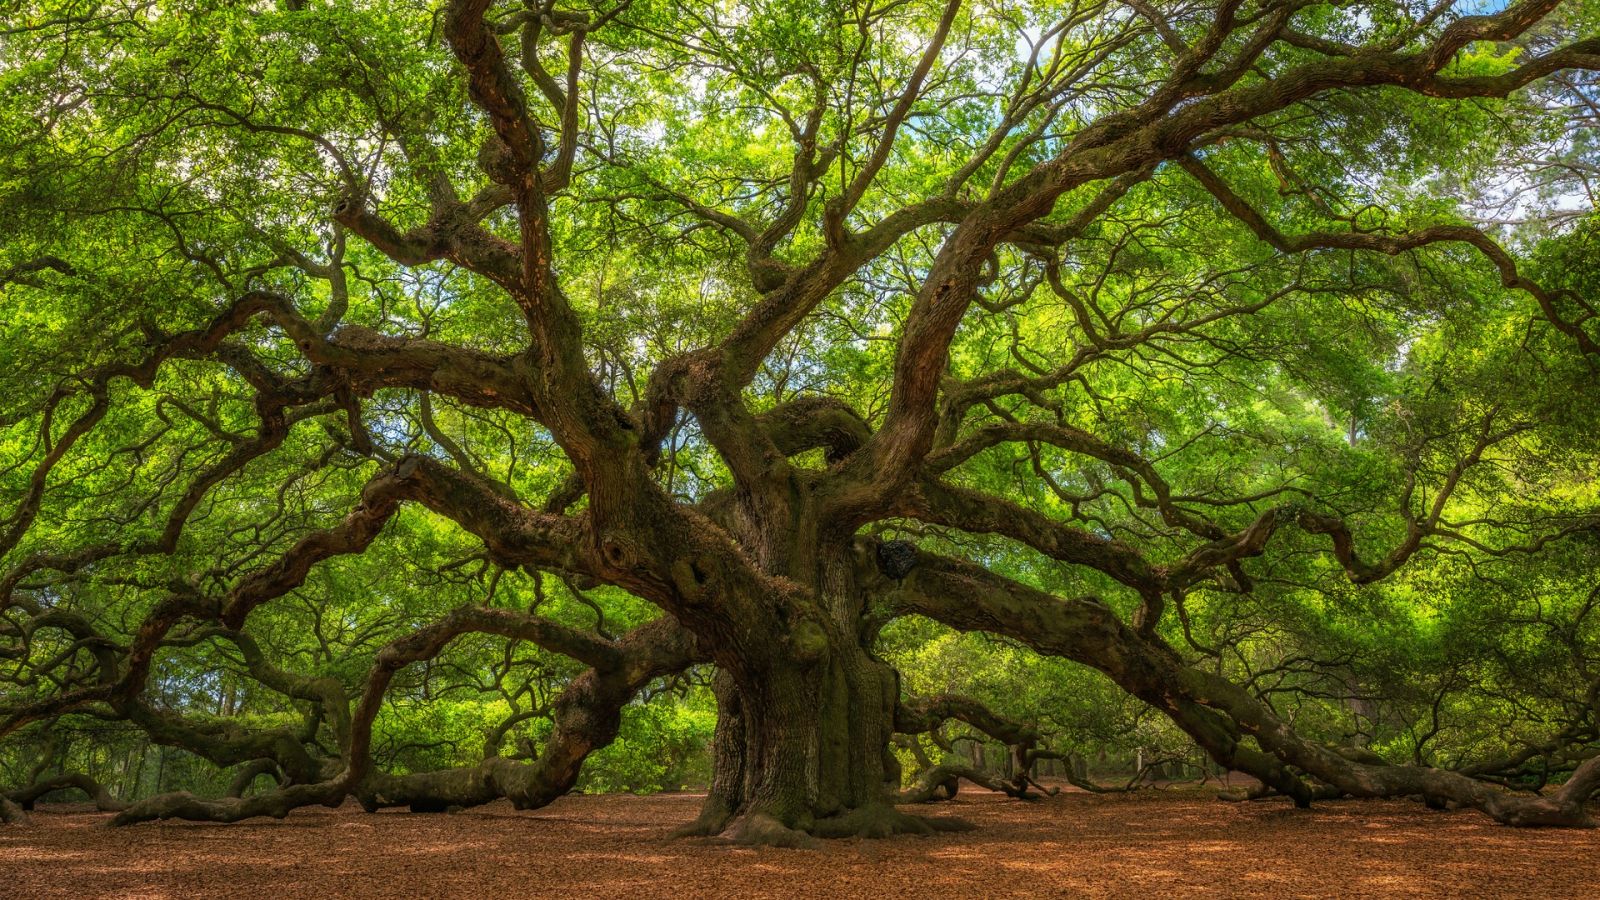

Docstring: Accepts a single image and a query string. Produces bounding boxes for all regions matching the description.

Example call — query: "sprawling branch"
[877,543,1600,826]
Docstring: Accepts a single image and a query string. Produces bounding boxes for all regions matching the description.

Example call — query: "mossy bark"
[680,541,937,844]
[686,631,908,844]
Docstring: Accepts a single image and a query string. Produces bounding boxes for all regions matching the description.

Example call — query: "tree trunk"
[687,631,944,845]
[678,537,966,845]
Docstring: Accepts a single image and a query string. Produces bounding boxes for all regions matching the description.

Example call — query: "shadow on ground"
[3,787,1596,898]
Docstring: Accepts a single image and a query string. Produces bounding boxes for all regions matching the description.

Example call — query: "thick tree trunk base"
[810,803,973,839]
[679,803,973,848]
[722,813,824,849]
[667,795,737,839]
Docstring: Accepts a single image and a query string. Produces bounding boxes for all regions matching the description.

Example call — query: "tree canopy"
[1,0,1599,841]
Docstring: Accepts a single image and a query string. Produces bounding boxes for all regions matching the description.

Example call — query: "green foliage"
[579,694,717,794]
[1,0,1598,809]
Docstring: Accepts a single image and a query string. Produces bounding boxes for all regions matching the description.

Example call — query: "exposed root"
[812,804,934,838]
[0,797,30,826]
[692,802,973,847]
[721,813,822,849]
[922,813,977,832]
[814,803,975,838]
[668,797,734,838]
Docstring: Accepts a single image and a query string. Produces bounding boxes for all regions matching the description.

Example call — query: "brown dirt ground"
[2,787,1596,899]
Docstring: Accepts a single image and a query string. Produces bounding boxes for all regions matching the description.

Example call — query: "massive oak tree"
[2,0,1600,842]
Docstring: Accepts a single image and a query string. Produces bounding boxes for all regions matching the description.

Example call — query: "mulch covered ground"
[3,787,1596,898]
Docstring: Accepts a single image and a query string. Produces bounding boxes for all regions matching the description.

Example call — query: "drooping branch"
[3,454,431,735]
[4,772,127,813]
[895,693,1052,801]
[109,609,699,825]
[877,541,1600,826]
[352,615,699,813]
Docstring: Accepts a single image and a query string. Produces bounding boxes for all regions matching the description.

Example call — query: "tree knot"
[875,540,919,580]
